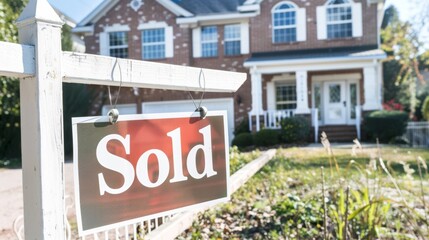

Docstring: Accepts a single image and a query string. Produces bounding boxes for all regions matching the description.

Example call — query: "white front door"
[324,81,346,125]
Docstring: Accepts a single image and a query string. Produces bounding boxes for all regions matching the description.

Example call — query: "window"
[272,2,297,43]
[201,26,218,57]
[224,24,241,56]
[326,0,352,39]
[142,28,165,60]
[109,32,128,58]
[276,84,297,110]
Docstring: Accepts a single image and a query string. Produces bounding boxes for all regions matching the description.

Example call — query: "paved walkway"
[0,163,75,239]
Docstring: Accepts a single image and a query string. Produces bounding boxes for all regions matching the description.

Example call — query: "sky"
[48,0,104,22]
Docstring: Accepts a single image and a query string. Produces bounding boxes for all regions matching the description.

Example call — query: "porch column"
[250,68,264,115]
[295,70,310,114]
[249,68,263,131]
[362,66,382,110]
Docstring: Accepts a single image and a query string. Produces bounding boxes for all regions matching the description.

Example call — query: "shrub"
[233,118,250,135]
[422,96,429,121]
[364,110,408,143]
[279,116,310,143]
[231,132,253,149]
[253,129,279,147]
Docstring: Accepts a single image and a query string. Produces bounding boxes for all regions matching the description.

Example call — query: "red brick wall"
[250,0,378,52]
[83,0,379,126]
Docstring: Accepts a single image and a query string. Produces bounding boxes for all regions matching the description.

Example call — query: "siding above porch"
[244,45,386,67]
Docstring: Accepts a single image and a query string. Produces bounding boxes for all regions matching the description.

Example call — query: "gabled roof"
[172,0,247,15]
[77,0,194,28]
[76,0,258,30]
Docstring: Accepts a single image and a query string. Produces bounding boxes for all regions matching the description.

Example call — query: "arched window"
[272,2,297,43]
[326,0,353,39]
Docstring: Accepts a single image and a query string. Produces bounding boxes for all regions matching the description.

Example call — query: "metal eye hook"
[108,109,119,124]
[196,106,208,119]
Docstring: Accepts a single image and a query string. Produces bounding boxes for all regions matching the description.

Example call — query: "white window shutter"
[266,82,276,110]
[99,32,109,56]
[165,26,174,58]
[192,27,201,58]
[316,6,327,40]
[352,2,363,37]
[240,22,250,54]
[296,8,307,42]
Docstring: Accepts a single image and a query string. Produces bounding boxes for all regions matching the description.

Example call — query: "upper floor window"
[316,0,362,40]
[224,24,241,56]
[109,31,128,58]
[327,0,352,39]
[142,28,165,60]
[272,2,297,43]
[201,26,218,57]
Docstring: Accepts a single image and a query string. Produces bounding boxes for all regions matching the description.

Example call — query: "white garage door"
[142,98,235,142]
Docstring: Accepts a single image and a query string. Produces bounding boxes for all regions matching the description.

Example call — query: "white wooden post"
[16,0,66,239]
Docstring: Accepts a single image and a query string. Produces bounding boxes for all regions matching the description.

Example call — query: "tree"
[0,0,27,159]
[381,5,429,119]
[0,0,90,159]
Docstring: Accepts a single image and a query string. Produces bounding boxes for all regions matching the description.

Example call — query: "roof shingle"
[172,0,246,15]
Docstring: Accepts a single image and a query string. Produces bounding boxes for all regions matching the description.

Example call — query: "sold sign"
[72,112,230,235]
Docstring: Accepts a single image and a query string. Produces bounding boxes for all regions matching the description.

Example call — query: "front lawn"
[180,144,429,239]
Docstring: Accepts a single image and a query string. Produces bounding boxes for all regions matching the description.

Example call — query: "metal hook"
[108,109,119,124]
[196,106,208,119]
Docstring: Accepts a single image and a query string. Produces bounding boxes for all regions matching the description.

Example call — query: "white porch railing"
[404,121,429,147]
[264,110,296,129]
[249,109,320,143]
[247,110,296,131]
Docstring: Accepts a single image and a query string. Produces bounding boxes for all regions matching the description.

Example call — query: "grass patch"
[180,144,429,239]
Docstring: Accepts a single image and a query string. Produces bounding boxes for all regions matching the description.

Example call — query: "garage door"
[142,98,235,142]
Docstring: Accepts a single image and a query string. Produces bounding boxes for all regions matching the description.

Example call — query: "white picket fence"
[404,121,429,148]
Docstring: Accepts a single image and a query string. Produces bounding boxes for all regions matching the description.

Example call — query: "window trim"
[271,1,298,43]
[326,0,353,39]
[224,24,241,56]
[108,31,129,58]
[138,22,174,59]
[141,28,166,60]
[201,26,218,58]
[317,0,362,40]
[99,24,130,57]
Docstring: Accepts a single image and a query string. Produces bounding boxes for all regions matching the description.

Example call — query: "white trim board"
[142,98,235,142]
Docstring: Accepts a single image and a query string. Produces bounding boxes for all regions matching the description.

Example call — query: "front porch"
[248,106,362,143]
[243,46,386,143]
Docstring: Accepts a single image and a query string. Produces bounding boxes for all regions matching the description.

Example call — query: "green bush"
[253,129,279,147]
[233,118,250,135]
[364,110,408,143]
[231,132,254,149]
[279,116,310,143]
[422,96,429,121]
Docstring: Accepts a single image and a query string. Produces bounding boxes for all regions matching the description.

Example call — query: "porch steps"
[315,125,358,143]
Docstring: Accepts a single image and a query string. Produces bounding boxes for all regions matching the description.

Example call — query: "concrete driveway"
[0,163,75,239]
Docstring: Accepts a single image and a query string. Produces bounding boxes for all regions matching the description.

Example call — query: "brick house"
[74,0,386,141]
